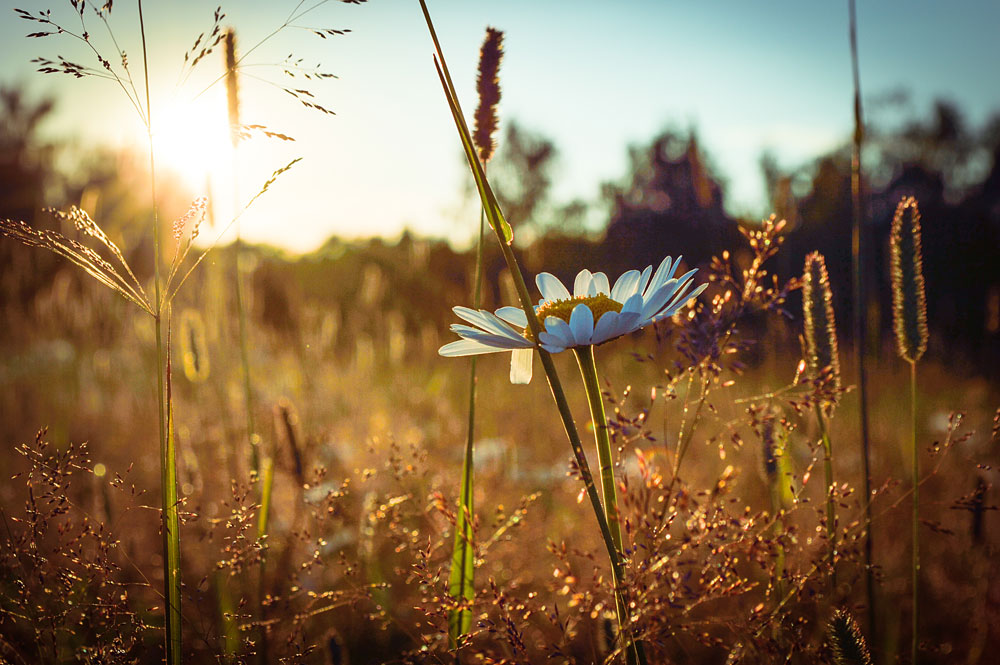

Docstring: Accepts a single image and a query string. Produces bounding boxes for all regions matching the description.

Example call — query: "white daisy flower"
[439,255,708,383]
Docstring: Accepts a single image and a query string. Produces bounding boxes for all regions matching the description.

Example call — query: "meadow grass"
[0,3,997,664]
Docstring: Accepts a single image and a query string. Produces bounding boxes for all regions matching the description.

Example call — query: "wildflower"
[439,255,707,382]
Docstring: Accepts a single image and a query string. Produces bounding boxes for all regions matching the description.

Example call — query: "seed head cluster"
[802,252,841,393]
[473,27,504,163]
[890,196,929,363]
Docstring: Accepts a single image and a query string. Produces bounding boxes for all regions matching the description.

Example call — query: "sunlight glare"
[150,92,233,202]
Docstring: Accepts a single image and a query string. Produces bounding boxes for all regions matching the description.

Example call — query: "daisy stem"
[814,403,837,590]
[575,345,641,665]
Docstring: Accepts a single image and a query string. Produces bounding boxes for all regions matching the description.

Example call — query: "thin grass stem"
[910,360,919,665]
[848,0,877,645]
[138,0,182,659]
[814,404,837,590]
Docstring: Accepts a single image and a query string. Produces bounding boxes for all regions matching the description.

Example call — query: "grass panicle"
[802,251,841,396]
[828,609,873,665]
[473,27,503,163]
[891,196,929,364]
[224,28,240,148]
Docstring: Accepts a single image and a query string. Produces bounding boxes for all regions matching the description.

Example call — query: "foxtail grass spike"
[473,27,503,163]
[802,252,841,393]
[891,196,928,364]
[224,29,240,148]
[829,609,873,665]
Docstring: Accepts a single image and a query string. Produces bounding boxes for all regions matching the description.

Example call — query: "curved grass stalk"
[417,4,644,662]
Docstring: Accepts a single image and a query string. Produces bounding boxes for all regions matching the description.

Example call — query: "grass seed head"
[828,609,873,665]
[224,28,240,147]
[890,196,928,363]
[474,27,504,163]
[802,251,841,393]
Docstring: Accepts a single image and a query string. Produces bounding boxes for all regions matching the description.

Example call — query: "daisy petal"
[536,272,571,302]
[542,316,574,348]
[439,339,508,357]
[452,306,517,338]
[636,265,653,298]
[592,310,621,345]
[573,269,593,298]
[509,348,533,384]
[660,281,708,319]
[640,282,677,320]
[616,293,645,335]
[495,306,528,328]
[452,327,533,350]
[540,340,568,354]
[568,303,595,346]
[591,272,610,296]
[647,255,680,296]
[611,269,641,302]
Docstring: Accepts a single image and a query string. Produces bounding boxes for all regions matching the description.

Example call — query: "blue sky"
[2,0,999,251]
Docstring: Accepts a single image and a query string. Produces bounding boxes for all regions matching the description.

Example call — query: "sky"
[1,0,999,252]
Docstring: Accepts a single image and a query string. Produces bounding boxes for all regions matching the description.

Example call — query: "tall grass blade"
[847,0,877,643]
[225,27,260,475]
[162,318,183,664]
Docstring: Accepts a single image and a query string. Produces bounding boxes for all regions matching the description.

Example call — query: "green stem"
[575,345,641,665]
[138,0,181,660]
[814,404,836,590]
[848,0,877,646]
[448,203,487,654]
[767,481,786,602]
[232,144,258,474]
[910,360,919,665]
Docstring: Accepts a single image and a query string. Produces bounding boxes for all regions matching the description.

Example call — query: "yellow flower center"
[525,294,623,340]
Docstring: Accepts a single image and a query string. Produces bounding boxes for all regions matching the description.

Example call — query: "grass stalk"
[574,345,641,664]
[909,361,919,664]
[815,404,837,589]
[889,195,928,664]
[847,0,877,643]
[448,206,486,653]
[138,0,181,659]
[416,4,644,661]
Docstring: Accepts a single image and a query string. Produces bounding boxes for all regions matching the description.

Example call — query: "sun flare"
[149,92,233,200]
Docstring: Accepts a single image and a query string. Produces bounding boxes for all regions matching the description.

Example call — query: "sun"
[149,91,234,202]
